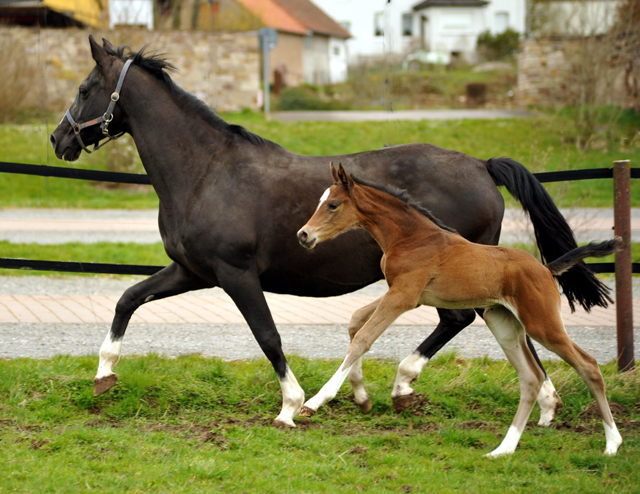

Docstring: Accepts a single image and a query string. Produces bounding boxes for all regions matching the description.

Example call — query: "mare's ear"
[330,161,340,184]
[102,38,118,56]
[89,34,109,67]
[336,163,354,193]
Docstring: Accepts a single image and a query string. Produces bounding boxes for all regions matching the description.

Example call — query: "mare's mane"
[114,45,265,146]
[351,175,457,233]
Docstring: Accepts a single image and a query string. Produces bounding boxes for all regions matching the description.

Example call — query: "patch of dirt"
[580,402,629,420]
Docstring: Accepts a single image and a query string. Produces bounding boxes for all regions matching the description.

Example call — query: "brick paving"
[0,287,635,328]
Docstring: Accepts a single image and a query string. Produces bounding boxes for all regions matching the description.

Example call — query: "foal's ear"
[336,163,354,192]
[330,161,340,183]
[89,34,109,67]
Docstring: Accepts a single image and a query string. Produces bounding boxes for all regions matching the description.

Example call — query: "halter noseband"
[64,58,133,154]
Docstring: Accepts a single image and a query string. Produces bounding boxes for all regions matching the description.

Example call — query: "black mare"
[49,36,611,427]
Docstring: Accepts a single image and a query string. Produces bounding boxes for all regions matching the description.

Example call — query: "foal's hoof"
[93,374,118,397]
[300,406,316,417]
[392,392,416,413]
[358,398,373,414]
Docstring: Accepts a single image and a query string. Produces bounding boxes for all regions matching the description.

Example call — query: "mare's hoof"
[392,393,416,413]
[273,418,296,429]
[93,374,118,397]
[300,406,316,417]
[358,398,373,414]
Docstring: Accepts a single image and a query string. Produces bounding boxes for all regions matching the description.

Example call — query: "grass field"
[0,354,638,493]
[0,110,638,208]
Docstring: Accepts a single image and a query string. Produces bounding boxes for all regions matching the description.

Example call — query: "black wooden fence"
[0,160,637,370]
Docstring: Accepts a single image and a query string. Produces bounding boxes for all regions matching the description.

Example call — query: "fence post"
[613,160,634,372]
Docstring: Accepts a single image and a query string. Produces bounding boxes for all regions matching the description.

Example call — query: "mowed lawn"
[0,355,638,493]
[0,111,639,208]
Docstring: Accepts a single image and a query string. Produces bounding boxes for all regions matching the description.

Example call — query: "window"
[305,35,313,51]
[374,12,384,36]
[495,12,509,33]
[333,46,340,56]
[402,13,412,36]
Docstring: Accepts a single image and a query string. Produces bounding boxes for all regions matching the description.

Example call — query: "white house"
[311,0,525,64]
[109,0,154,29]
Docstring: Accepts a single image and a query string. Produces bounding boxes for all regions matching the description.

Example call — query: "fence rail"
[0,161,637,275]
[0,160,636,371]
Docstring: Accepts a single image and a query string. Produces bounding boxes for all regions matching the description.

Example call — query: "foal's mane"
[351,175,457,233]
[114,45,265,146]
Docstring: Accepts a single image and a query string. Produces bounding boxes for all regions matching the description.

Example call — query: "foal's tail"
[546,237,622,277]
[485,157,612,312]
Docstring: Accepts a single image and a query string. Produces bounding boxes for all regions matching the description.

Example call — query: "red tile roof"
[237,0,350,38]
[236,0,308,35]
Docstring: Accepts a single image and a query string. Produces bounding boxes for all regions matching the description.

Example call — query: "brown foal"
[296,162,623,457]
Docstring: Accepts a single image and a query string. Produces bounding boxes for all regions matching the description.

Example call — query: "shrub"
[476,28,520,60]
[276,86,351,111]
[0,36,37,122]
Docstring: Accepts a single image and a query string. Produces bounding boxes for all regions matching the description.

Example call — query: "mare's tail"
[485,157,612,312]
[546,238,622,278]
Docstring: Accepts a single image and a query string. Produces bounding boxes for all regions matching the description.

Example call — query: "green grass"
[0,241,171,277]
[0,355,638,493]
[1,111,638,208]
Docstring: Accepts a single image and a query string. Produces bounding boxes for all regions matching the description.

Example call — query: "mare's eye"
[79,87,89,98]
[328,201,340,211]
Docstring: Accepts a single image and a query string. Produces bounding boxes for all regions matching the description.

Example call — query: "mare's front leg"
[213,261,304,428]
[301,287,419,416]
[95,262,210,396]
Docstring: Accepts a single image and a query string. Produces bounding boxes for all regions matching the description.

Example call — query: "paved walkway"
[1,208,638,244]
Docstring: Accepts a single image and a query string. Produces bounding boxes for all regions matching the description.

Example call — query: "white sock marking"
[274,366,305,427]
[536,378,560,426]
[304,362,353,412]
[486,425,522,458]
[95,333,122,379]
[392,353,429,398]
[603,421,622,456]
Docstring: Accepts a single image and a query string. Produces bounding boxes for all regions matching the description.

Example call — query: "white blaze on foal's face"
[316,187,331,211]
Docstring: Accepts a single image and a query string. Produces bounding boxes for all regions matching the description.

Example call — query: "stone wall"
[0,27,260,113]
[518,37,626,107]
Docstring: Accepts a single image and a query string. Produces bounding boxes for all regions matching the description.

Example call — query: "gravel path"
[1,276,637,364]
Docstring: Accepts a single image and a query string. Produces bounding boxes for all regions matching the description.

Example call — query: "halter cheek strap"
[65,58,133,154]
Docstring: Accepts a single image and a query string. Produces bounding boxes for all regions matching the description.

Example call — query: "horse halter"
[64,58,133,154]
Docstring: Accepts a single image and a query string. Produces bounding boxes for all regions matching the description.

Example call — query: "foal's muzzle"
[297,229,317,249]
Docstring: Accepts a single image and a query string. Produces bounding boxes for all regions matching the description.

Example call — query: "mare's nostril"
[49,134,56,147]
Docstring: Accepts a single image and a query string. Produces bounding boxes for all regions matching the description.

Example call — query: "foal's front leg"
[301,288,418,416]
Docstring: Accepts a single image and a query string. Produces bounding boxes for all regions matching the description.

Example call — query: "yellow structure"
[44,0,107,28]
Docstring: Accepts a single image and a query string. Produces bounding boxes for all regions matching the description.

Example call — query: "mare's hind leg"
[94,262,211,396]
[346,297,383,414]
[392,308,561,425]
[526,315,623,455]
[483,306,546,458]
[392,308,475,411]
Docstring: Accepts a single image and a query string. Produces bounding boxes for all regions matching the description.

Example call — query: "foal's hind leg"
[94,262,210,396]
[526,317,623,455]
[483,306,545,458]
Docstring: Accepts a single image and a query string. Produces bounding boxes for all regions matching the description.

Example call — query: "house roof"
[413,0,489,10]
[235,0,308,35]
[236,0,350,38]
[271,0,351,38]
[0,0,101,26]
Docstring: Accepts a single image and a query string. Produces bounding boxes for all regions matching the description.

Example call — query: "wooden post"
[613,160,634,372]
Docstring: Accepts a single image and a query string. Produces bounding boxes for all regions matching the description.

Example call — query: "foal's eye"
[328,201,340,211]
